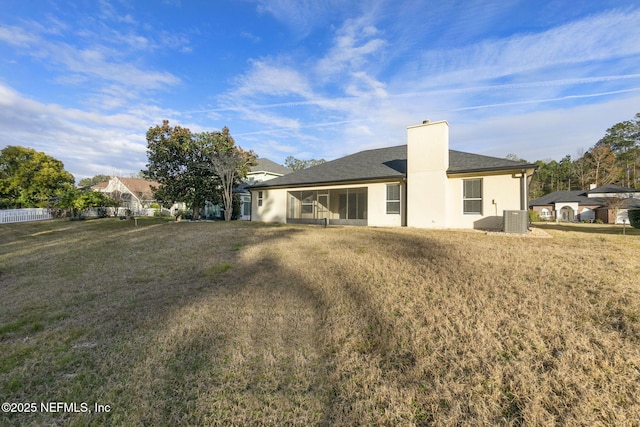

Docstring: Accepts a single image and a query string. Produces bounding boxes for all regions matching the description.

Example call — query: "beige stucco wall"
[406,120,450,228]
[251,181,405,227]
[252,188,288,223]
[445,173,525,229]
[252,172,527,230]
[366,181,405,227]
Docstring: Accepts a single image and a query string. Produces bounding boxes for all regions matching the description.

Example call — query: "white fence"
[0,208,53,224]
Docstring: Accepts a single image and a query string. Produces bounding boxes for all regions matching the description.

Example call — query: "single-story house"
[529,184,640,224]
[249,120,537,230]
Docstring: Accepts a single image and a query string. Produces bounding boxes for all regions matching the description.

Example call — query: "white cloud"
[0,82,176,179]
[0,25,37,47]
[450,94,640,162]
[400,8,640,90]
[316,18,386,78]
[254,0,354,36]
[232,59,314,99]
[0,16,185,98]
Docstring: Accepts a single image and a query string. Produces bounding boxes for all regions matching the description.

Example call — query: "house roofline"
[249,176,405,190]
[447,164,537,176]
[251,164,537,190]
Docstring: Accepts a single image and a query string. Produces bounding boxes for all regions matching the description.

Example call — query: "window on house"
[242,197,251,216]
[386,183,400,214]
[463,179,482,214]
[258,191,263,207]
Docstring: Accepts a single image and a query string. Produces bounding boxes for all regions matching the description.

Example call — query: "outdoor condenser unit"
[503,210,528,234]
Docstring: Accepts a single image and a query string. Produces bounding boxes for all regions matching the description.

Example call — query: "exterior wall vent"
[503,210,528,234]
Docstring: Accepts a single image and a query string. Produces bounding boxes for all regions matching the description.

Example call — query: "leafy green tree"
[73,191,117,217]
[52,185,116,218]
[284,156,326,171]
[0,146,75,208]
[596,113,640,188]
[78,174,111,188]
[143,120,220,219]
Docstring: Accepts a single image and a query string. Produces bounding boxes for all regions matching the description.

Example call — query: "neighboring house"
[249,120,537,230]
[235,159,292,220]
[93,176,182,216]
[529,184,640,224]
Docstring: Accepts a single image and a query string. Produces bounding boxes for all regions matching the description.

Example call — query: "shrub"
[231,194,242,220]
[529,210,540,222]
[628,209,640,229]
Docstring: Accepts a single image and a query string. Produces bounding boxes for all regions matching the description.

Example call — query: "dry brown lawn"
[1,218,639,426]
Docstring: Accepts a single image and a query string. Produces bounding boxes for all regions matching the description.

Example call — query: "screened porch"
[287,188,368,225]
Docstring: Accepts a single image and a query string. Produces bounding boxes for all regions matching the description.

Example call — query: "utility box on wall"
[503,210,528,234]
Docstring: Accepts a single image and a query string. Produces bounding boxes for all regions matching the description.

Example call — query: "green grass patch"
[203,262,232,279]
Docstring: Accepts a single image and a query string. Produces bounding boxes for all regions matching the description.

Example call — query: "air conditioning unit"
[503,210,528,234]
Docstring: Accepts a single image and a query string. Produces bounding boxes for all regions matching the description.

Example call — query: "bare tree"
[586,144,620,187]
[198,128,257,221]
[603,196,625,224]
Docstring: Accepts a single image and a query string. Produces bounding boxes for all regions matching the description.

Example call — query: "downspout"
[402,177,408,227]
[248,188,252,222]
[520,170,526,211]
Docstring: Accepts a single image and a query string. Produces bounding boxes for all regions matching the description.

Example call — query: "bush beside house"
[629,209,640,229]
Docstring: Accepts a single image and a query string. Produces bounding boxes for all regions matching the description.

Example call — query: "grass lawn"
[1,218,639,425]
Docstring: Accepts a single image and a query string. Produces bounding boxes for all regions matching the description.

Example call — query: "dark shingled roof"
[447,150,533,173]
[251,158,291,175]
[251,145,535,189]
[529,190,595,206]
[530,185,640,207]
[587,184,639,194]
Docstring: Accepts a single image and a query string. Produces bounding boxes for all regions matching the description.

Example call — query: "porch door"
[316,193,329,220]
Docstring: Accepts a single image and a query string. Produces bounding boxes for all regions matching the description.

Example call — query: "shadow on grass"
[3,221,638,425]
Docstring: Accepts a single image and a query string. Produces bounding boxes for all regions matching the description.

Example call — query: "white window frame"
[463,179,482,215]
[258,191,263,207]
[386,183,401,214]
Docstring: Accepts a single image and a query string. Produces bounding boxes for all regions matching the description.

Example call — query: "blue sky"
[1,0,640,180]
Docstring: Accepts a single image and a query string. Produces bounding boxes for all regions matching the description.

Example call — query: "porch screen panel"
[287,191,318,219]
[288,188,367,222]
[347,192,357,219]
[288,192,300,218]
[337,188,367,220]
[301,191,315,217]
[355,188,367,219]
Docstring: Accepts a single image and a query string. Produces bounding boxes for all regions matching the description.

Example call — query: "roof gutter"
[248,175,406,190]
[447,164,538,177]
